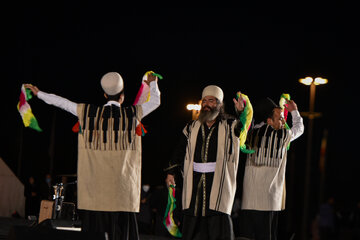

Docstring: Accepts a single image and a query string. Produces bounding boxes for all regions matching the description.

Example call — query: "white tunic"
[36,81,160,212]
[241,110,304,211]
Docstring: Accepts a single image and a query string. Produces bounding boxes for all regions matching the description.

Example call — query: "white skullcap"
[100,72,124,95]
[202,85,224,102]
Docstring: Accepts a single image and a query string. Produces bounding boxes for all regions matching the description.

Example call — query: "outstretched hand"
[24,84,40,96]
[284,99,298,112]
[144,73,157,86]
[233,91,245,112]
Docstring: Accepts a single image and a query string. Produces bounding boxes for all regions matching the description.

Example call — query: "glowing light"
[299,76,328,86]
[186,104,201,111]
[299,77,314,85]
[314,77,328,85]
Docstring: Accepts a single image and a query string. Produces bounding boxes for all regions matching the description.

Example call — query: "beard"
[198,105,221,123]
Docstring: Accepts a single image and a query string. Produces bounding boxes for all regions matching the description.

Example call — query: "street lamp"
[299,76,328,240]
[186,103,201,120]
[299,76,328,86]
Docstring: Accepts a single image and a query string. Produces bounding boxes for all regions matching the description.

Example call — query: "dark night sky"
[1,4,359,235]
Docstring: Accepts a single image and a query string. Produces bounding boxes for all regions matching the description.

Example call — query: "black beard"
[198,105,220,123]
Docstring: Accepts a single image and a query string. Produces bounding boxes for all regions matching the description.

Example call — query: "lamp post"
[299,76,328,240]
[186,103,201,120]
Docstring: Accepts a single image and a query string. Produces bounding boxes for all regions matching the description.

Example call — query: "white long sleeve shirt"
[289,110,304,142]
[37,81,160,120]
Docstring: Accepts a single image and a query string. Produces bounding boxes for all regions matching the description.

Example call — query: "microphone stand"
[52,180,77,220]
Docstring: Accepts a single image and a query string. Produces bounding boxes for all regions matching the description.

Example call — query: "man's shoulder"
[183,120,200,135]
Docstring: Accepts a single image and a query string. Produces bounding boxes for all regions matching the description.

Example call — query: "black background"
[1,4,359,238]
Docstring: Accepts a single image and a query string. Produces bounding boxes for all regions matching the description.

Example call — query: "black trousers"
[79,210,139,240]
[182,214,235,240]
[239,210,279,240]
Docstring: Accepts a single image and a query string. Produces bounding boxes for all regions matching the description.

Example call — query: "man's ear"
[267,117,272,125]
[104,93,108,99]
[119,93,125,104]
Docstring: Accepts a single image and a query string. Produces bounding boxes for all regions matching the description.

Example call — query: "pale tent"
[0,157,25,217]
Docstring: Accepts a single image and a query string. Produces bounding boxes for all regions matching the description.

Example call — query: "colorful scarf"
[133,71,163,105]
[236,92,255,154]
[133,71,163,136]
[163,185,182,238]
[279,93,291,150]
[17,84,42,132]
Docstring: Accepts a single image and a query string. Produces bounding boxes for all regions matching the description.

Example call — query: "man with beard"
[165,85,250,240]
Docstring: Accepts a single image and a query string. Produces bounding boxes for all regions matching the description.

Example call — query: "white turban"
[100,72,124,95]
[201,85,224,102]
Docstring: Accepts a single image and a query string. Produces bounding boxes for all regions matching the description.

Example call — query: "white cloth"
[104,100,121,107]
[37,81,160,119]
[141,81,161,117]
[37,91,78,116]
[193,162,216,173]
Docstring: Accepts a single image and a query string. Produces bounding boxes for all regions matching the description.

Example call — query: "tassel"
[136,122,147,136]
[72,121,82,133]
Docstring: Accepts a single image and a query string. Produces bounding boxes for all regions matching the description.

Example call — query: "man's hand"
[284,99,298,112]
[24,84,40,96]
[233,91,245,112]
[144,73,157,86]
[165,174,176,188]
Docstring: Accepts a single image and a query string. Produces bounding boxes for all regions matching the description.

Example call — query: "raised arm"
[285,99,304,142]
[140,73,161,118]
[25,84,78,117]
[232,91,245,137]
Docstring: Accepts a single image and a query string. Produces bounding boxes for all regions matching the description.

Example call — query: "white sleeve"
[37,91,78,117]
[141,81,161,118]
[289,110,304,142]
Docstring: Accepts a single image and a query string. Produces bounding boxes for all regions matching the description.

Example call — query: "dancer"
[166,85,251,240]
[239,97,304,240]
[25,71,161,240]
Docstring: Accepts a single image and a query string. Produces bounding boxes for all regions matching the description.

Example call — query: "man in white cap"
[25,71,160,240]
[165,85,250,240]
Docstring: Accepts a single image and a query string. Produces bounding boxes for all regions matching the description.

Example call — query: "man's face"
[201,96,218,111]
[267,108,285,130]
[198,96,220,123]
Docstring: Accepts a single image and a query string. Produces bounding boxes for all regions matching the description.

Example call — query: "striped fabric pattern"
[246,124,290,168]
[79,104,139,151]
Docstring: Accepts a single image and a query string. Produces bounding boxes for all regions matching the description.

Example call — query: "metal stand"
[52,181,77,220]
